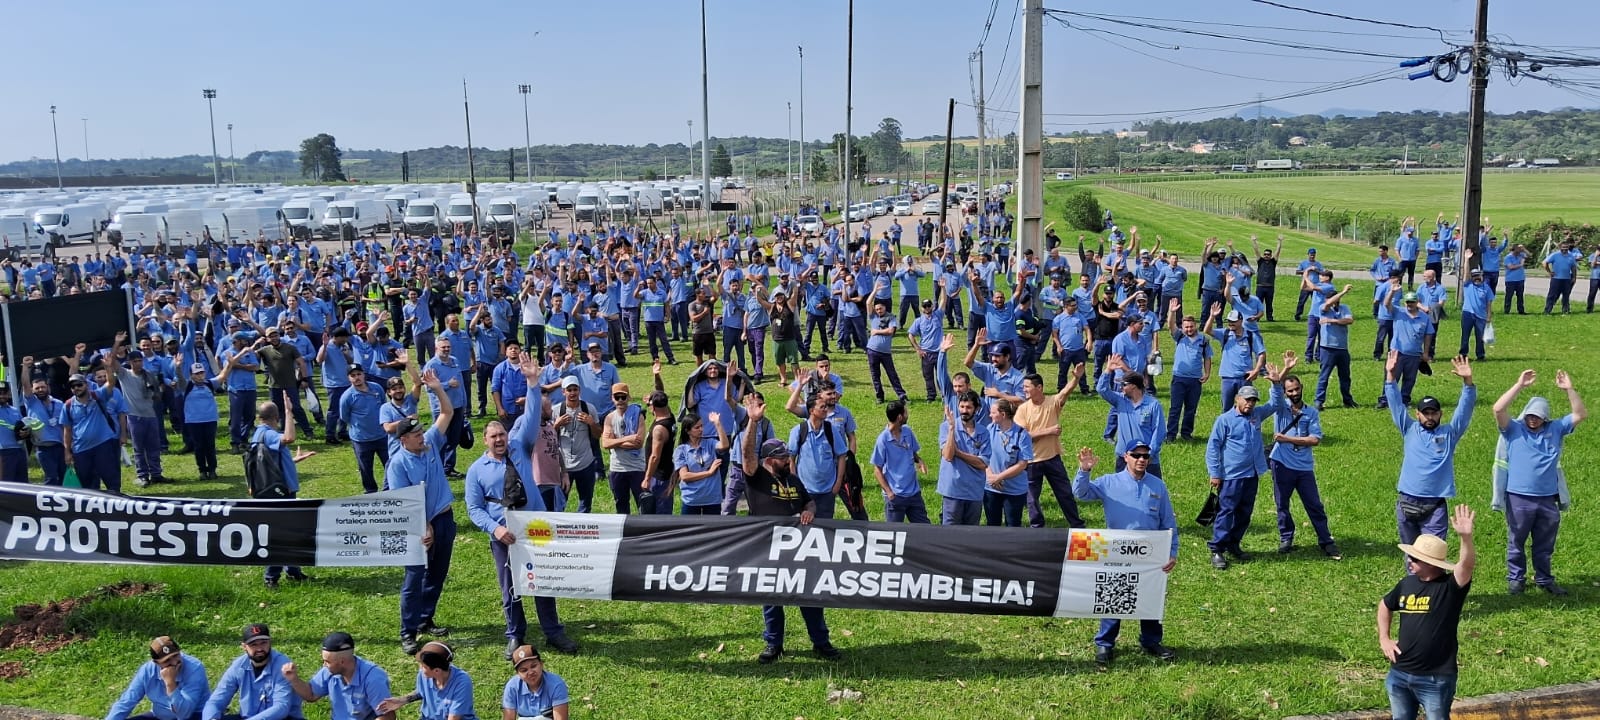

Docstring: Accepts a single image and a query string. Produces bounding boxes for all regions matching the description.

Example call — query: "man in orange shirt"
[1012,372,1085,528]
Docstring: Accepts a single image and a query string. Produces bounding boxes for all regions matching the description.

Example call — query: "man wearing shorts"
[689,287,717,364]
[770,283,803,387]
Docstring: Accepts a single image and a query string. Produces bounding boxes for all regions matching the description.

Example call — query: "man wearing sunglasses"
[1073,442,1178,668]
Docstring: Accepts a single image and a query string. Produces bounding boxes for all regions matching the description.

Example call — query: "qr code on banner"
[1093,572,1140,615]
[380,531,409,556]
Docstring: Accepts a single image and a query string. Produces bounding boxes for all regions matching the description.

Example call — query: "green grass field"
[1119,172,1600,229]
[5,196,1600,719]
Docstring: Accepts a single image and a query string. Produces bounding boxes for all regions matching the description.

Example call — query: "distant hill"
[1232,106,1378,120]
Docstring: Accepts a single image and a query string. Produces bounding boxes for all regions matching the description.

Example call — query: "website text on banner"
[0,484,427,567]
[506,513,1170,620]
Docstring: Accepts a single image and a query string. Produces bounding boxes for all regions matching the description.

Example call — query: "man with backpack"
[249,402,315,589]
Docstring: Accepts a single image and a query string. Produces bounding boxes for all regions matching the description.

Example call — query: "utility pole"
[699,0,710,213]
[973,48,986,205]
[1017,0,1044,261]
[519,84,533,182]
[798,45,806,193]
[687,120,694,178]
[81,118,88,164]
[202,89,220,187]
[49,105,62,189]
[1459,0,1490,283]
[843,0,854,245]
[787,101,793,191]
[227,123,236,184]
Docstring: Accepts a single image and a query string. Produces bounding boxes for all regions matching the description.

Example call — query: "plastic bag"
[1484,322,1496,346]
[63,467,80,488]
[304,387,323,415]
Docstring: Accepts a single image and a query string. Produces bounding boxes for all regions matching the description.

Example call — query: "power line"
[1247,0,1453,39]
[1064,22,1373,83]
[1056,9,1449,42]
[966,68,1399,119]
[1041,9,1440,60]
[987,0,1022,102]
[975,0,1002,50]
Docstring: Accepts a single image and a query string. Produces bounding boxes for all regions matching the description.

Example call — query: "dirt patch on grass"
[0,581,160,654]
[0,663,25,679]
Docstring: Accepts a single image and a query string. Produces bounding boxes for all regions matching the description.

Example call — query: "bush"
[1244,198,1278,225]
[1323,210,1352,238]
[1059,189,1104,232]
[1509,219,1599,249]
[1354,212,1402,246]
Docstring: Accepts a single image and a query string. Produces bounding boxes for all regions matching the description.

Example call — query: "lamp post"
[227,123,236,184]
[49,105,62,189]
[787,100,793,196]
[202,89,220,186]
[81,117,88,164]
[687,120,693,177]
[518,84,532,181]
[798,45,806,193]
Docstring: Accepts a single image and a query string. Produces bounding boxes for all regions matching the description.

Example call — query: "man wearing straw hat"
[1377,504,1477,720]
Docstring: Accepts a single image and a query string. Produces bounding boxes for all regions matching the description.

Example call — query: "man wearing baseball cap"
[1385,353,1476,550]
[385,368,459,655]
[742,427,840,663]
[107,635,210,720]
[1204,356,1292,570]
[1382,290,1435,409]
[203,623,302,720]
[282,631,393,720]
[1378,505,1477,720]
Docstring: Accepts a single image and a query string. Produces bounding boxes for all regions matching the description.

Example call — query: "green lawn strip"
[4,289,1599,716]
[1116,173,1600,229]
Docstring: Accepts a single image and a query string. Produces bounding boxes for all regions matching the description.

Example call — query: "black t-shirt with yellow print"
[1383,573,1471,675]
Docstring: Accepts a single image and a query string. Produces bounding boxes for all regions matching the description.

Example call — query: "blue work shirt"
[319,341,355,389]
[408,666,477,720]
[1053,313,1089,352]
[182,380,221,424]
[1097,371,1166,463]
[908,312,944,353]
[971,361,1024,400]
[984,422,1033,496]
[573,361,620,419]
[1319,304,1353,349]
[788,418,846,494]
[870,426,922,497]
[203,649,302,720]
[422,356,467,415]
[1391,310,1432,356]
[1504,251,1527,282]
[59,386,118,452]
[385,426,454,518]
[1267,401,1322,472]
[501,672,569,719]
[1460,280,1493,317]
[307,657,392,720]
[1388,383,1476,498]
[1169,328,1212,379]
[1544,250,1577,280]
[1072,469,1180,559]
[1211,328,1264,379]
[675,437,723,507]
[337,382,387,443]
[108,654,209,720]
[1501,414,1574,497]
[866,314,897,353]
[1205,383,1284,480]
[250,424,300,494]
[936,419,988,502]
[22,394,66,446]
[491,359,530,415]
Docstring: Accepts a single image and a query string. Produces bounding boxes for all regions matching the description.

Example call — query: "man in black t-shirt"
[739,411,840,665]
[1378,504,1477,720]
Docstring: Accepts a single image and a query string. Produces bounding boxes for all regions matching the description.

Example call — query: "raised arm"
[1493,369,1535,432]
[1557,370,1587,425]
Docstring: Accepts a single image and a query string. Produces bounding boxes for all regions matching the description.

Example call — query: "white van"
[444,195,485,233]
[164,209,212,249]
[1054,171,1075,180]
[402,199,448,236]
[222,207,285,243]
[604,188,634,220]
[680,184,703,210]
[280,198,329,239]
[555,184,580,209]
[574,187,603,223]
[119,214,169,253]
[486,195,530,235]
[0,215,50,259]
[382,191,418,222]
[634,187,665,216]
[323,199,386,239]
[107,202,171,241]
[33,202,107,246]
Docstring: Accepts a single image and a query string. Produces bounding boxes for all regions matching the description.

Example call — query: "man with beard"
[59,362,124,493]
[202,623,302,720]
[1386,352,1476,549]
[938,393,989,525]
[1268,367,1342,560]
[19,363,67,485]
[742,424,840,664]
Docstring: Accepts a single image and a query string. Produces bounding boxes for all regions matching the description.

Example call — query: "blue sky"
[4,0,1598,164]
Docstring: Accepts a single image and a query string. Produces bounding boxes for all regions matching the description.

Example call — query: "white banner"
[506,512,626,600]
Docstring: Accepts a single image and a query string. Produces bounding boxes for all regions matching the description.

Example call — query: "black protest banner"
[506,513,1171,619]
[0,484,426,567]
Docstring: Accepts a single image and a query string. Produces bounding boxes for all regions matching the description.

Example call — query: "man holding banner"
[1073,443,1179,669]
[742,410,840,664]
[465,354,580,660]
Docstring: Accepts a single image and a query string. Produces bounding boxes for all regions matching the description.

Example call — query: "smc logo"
[1118,545,1150,555]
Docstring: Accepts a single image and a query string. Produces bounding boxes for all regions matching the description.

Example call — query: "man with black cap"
[1203,304,1265,413]
[1072,443,1178,668]
[282,631,394,720]
[59,362,124,493]
[742,409,840,664]
[203,623,302,720]
[108,635,210,720]
[1492,369,1585,596]
[385,368,457,655]
[1385,352,1475,550]
[1383,290,1435,409]
[1378,505,1477,720]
